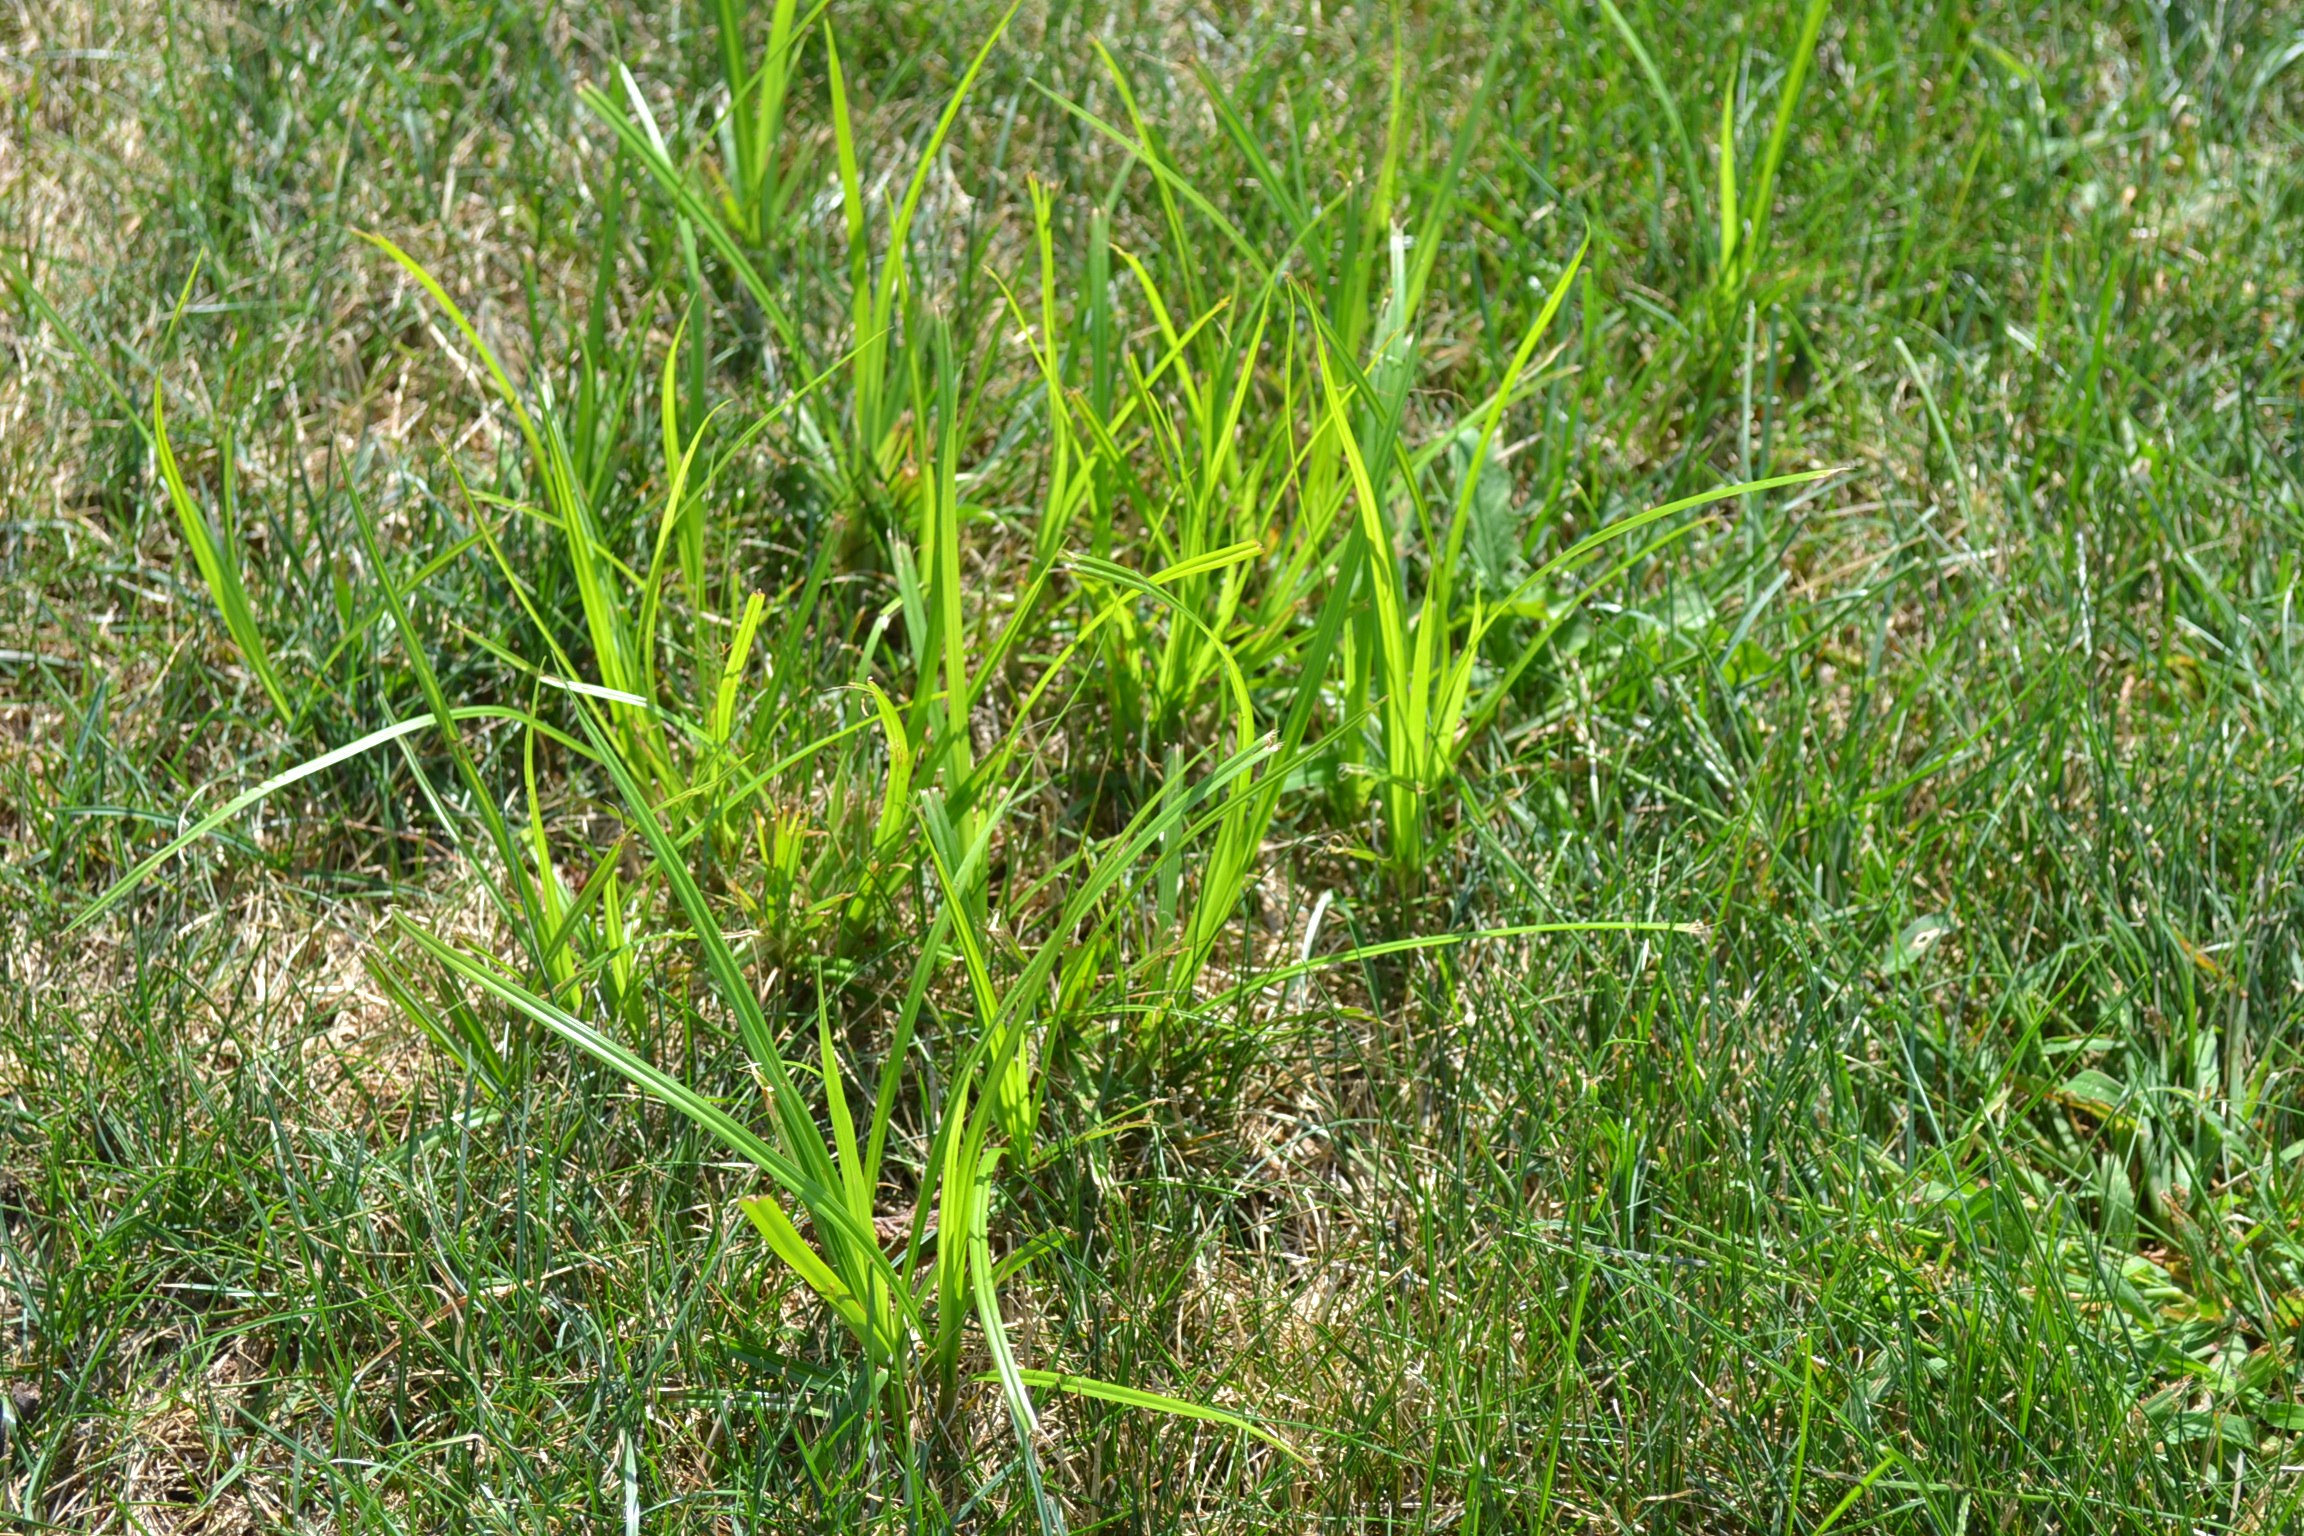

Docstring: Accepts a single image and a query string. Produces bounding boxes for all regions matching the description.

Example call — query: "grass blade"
[995,1369,1309,1467]
[153,385,293,726]
[67,706,570,933]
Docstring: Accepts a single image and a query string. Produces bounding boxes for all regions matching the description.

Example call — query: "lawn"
[4,0,2304,1529]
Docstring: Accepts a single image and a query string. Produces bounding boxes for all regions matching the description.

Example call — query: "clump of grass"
[7,0,2304,1530]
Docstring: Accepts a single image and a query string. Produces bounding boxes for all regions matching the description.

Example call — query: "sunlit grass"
[4,0,2304,1529]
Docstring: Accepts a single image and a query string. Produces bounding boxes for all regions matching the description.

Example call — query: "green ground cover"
[4,0,2304,1527]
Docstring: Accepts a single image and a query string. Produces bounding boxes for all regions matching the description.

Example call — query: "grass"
[4,0,2304,1529]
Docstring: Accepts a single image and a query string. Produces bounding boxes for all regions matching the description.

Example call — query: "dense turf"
[5,0,2304,1529]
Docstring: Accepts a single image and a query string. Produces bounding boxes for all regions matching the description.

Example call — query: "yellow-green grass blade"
[969,1150,1065,1534]
[401,918,913,1337]
[67,705,583,934]
[740,1194,876,1347]
[1465,467,1844,661]
[152,385,294,727]
[575,80,798,352]
[1592,0,1703,214]
[1717,75,1740,276]
[988,1369,1310,1467]
[1201,920,1709,1014]
[1745,0,1834,277]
